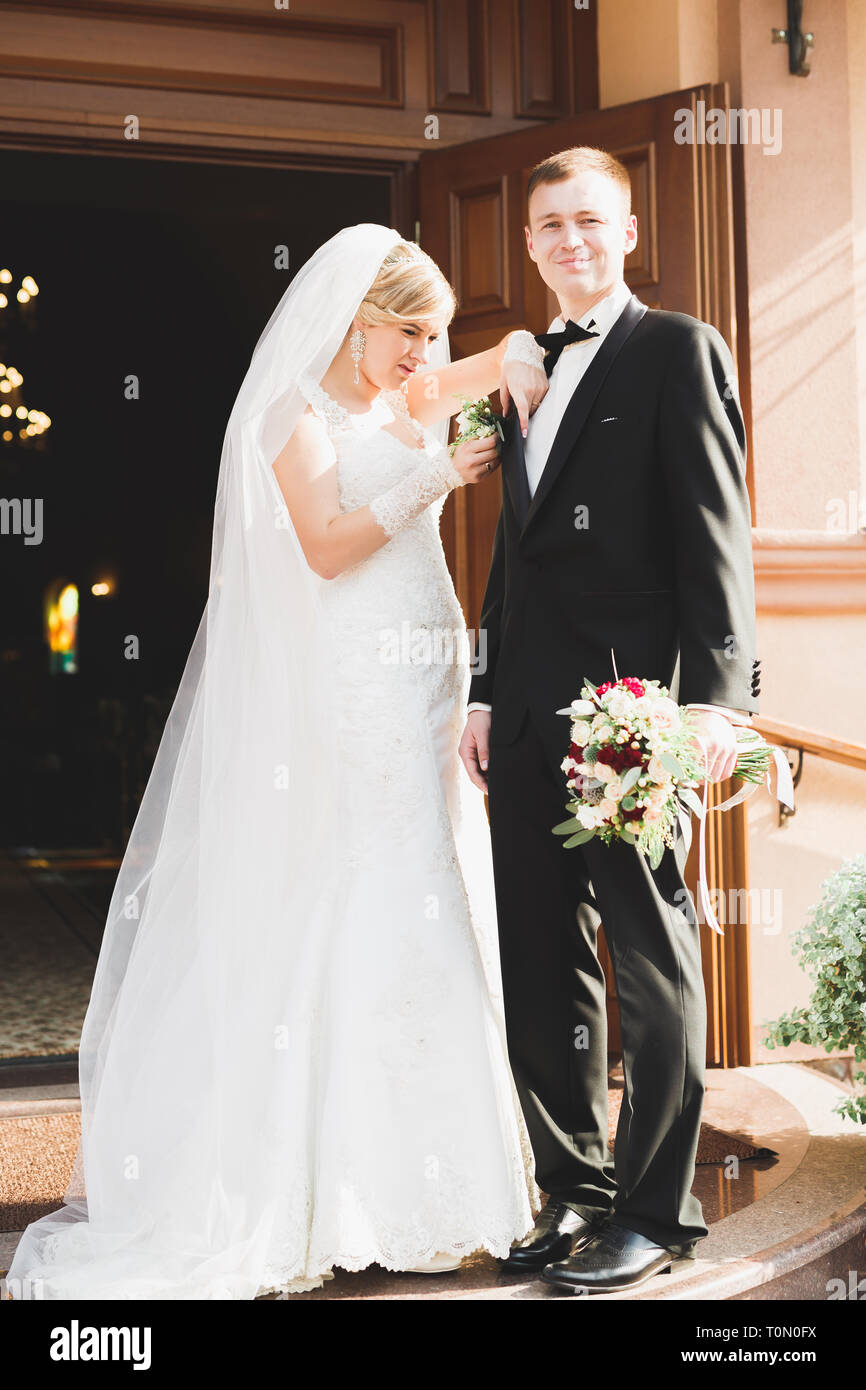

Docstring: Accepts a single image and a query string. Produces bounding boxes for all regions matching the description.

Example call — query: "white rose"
[570,721,592,747]
[594,762,614,783]
[606,778,623,801]
[577,805,599,830]
[570,699,597,716]
[605,691,632,719]
[647,754,668,782]
[597,798,617,820]
[649,698,681,731]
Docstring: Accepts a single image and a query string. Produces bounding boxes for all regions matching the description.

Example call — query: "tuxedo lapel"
[500,404,532,526]
[520,294,647,539]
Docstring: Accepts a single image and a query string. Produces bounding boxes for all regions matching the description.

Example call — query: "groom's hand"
[459,709,491,793]
[500,361,548,439]
[683,709,738,783]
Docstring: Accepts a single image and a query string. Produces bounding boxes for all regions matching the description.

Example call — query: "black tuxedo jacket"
[468,295,761,762]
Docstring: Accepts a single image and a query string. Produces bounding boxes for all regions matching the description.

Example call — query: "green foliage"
[763,854,866,1123]
[449,396,505,454]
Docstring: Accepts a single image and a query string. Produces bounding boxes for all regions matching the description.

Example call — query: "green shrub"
[764,853,866,1123]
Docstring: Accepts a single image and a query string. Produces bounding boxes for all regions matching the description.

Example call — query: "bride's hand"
[450,434,501,484]
[500,360,548,438]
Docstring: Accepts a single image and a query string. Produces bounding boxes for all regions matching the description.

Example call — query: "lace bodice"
[296,372,465,683]
[297,373,446,511]
[294,373,470,869]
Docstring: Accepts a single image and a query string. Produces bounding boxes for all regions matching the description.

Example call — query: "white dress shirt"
[467,281,752,727]
[522,279,633,499]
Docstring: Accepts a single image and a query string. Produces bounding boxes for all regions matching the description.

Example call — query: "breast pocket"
[590,406,649,439]
[581,411,640,467]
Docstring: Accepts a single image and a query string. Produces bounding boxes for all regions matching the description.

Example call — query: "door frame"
[0,130,419,239]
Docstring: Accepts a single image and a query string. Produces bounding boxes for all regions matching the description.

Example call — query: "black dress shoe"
[541,1224,689,1294]
[502,1200,602,1273]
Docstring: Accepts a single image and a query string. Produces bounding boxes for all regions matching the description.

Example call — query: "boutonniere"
[449,395,505,457]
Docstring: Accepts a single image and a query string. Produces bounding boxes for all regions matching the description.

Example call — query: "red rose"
[595,676,646,699]
[621,676,646,697]
[595,743,645,774]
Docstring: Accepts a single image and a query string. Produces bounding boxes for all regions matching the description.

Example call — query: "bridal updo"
[357,240,456,330]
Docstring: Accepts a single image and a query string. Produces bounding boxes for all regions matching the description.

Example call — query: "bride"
[7,223,548,1300]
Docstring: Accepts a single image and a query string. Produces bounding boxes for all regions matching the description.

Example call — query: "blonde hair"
[527,146,632,223]
[357,240,456,330]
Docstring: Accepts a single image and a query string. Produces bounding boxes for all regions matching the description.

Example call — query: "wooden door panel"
[619,142,659,289]
[421,85,735,390]
[450,178,511,315]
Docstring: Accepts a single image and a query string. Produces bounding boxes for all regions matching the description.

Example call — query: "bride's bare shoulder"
[275,406,334,475]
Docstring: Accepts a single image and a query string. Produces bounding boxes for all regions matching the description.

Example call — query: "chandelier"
[0,268,51,446]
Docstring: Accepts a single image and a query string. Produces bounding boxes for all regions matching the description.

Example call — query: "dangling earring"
[349,328,366,384]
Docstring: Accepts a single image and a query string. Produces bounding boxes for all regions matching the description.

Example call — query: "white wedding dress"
[7,223,540,1302]
[252,377,538,1293]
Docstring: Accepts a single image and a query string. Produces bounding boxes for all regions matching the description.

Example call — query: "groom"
[458,145,761,1294]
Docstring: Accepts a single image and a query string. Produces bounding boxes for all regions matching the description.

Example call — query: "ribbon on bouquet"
[676,737,795,936]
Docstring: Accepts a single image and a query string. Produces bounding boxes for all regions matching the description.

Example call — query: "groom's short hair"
[526,147,632,224]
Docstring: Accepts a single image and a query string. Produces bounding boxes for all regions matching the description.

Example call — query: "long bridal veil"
[7,223,468,1300]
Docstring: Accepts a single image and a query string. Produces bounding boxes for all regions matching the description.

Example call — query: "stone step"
[2,1062,861,1300]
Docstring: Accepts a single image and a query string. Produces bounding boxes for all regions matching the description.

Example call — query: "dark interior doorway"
[0,149,391,846]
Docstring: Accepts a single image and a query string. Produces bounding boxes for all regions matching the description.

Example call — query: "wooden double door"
[417,85,753,1067]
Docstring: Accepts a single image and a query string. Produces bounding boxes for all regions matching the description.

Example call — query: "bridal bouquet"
[552,675,778,876]
[448,395,505,456]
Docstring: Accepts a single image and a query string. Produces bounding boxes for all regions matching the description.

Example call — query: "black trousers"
[486,707,708,1251]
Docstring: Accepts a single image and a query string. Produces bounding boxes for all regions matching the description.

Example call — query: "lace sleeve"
[297,373,342,432]
[503,329,546,368]
[369,444,464,539]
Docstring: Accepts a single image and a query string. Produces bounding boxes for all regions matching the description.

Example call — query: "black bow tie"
[534,319,600,376]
